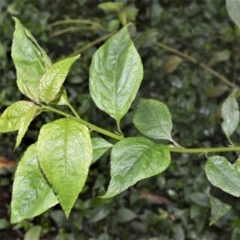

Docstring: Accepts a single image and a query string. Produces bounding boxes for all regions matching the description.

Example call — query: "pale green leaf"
[162,55,183,73]
[98,2,124,12]
[11,144,58,223]
[37,118,92,217]
[50,88,69,106]
[0,101,37,133]
[15,105,40,149]
[209,195,231,225]
[133,99,173,141]
[89,26,143,123]
[11,17,51,102]
[221,91,239,139]
[39,55,80,104]
[24,226,42,240]
[205,156,240,197]
[101,137,170,198]
[234,156,240,176]
[92,137,113,164]
[208,50,231,67]
[226,0,240,29]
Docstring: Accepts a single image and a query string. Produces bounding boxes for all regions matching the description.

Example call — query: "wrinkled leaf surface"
[12,17,51,102]
[11,144,58,223]
[38,118,92,217]
[39,55,79,103]
[133,99,173,141]
[102,137,170,198]
[89,26,143,123]
[0,101,37,133]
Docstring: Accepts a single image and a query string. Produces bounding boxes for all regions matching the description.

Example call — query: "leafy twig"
[155,41,238,89]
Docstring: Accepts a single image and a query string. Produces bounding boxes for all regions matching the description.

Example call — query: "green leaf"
[116,208,137,223]
[205,156,240,197]
[24,226,42,240]
[11,17,51,102]
[11,144,58,223]
[92,137,113,164]
[50,88,69,106]
[98,2,124,12]
[39,55,80,104]
[208,50,231,67]
[89,26,143,123]
[221,91,239,139]
[101,137,170,198]
[226,0,240,29]
[133,99,173,141]
[234,156,240,176]
[209,195,231,225]
[0,101,38,133]
[15,105,40,149]
[88,205,111,223]
[162,55,183,73]
[37,118,92,217]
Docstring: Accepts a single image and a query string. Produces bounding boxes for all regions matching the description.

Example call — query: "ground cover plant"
[1,0,240,239]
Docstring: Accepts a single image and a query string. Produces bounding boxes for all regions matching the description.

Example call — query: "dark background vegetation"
[1,0,240,239]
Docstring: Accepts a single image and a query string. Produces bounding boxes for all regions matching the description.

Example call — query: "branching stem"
[43,105,124,141]
[42,107,240,154]
[155,41,238,89]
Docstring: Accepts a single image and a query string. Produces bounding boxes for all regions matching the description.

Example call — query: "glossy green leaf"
[15,105,40,149]
[37,118,92,217]
[89,26,143,123]
[221,91,239,139]
[226,0,240,29]
[101,137,170,198]
[133,99,173,141]
[209,195,231,225]
[11,17,51,102]
[0,101,37,133]
[39,55,80,104]
[205,156,240,197]
[92,137,113,164]
[11,144,58,223]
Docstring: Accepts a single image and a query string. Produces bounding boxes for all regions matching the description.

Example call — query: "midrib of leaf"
[113,46,120,121]
[16,36,45,73]
[63,125,68,178]
[113,33,131,121]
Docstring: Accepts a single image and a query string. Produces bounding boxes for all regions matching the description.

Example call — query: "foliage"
[1,0,240,239]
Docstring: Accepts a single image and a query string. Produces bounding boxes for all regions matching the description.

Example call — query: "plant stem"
[155,41,238,89]
[42,105,124,141]
[72,33,113,55]
[67,102,81,119]
[169,146,240,154]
